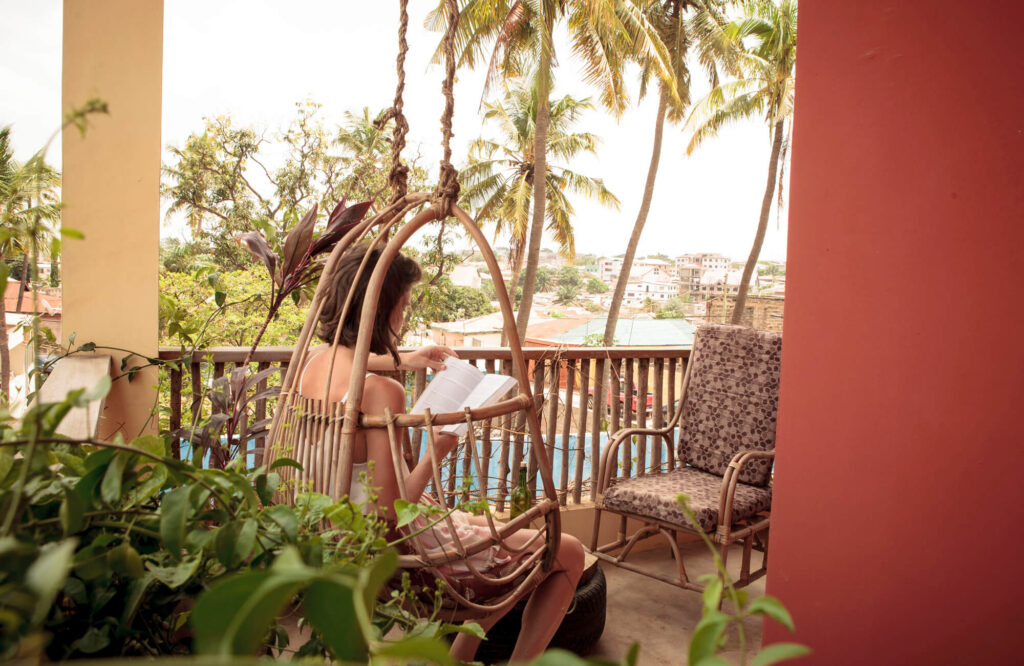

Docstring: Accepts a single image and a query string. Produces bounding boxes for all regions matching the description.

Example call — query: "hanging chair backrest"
[676,324,782,487]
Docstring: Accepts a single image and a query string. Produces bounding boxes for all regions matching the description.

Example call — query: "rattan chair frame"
[265,195,561,620]
[589,329,774,593]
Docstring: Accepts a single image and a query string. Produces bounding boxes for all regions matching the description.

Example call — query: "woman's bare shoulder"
[361,374,406,412]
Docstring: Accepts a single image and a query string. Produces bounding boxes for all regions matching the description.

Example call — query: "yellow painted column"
[62,0,163,439]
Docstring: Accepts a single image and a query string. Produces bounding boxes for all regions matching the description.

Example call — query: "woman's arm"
[365,345,458,373]
[362,376,458,518]
[403,427,458,502]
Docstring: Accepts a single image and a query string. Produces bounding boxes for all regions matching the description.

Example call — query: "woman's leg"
[450,604,515,662]
[448,522,585,663]
[509,533,584,664]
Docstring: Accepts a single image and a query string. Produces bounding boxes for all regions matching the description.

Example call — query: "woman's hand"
[400,345,458,372]
[430,428,459,459]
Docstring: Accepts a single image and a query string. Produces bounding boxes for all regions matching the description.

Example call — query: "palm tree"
[429,0,678,340]
[0,126,63,399]
[460,83,620,297]
[602,0,731,345]
[332,107,396,208]
[683,0,796,324]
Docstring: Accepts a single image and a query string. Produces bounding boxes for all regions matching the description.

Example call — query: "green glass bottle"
[510,462,532,519]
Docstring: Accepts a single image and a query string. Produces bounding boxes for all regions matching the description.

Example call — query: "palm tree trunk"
[604,94,668,345]
[514,19,555,343]
[0,299,10,400]
[501,245,526,347]
[731,118,785,325]
[15,252,28,312]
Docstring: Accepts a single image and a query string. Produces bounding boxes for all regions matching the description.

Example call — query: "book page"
[440,373,518,436]
[410,357,482,415]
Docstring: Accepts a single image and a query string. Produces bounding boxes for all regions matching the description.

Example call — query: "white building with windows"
[623,267,678,306]
[696,269,759,298]
[676,253,731,273]
[598,256,674,287]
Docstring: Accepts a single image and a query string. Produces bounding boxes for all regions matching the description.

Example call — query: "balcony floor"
[587,541,767,665]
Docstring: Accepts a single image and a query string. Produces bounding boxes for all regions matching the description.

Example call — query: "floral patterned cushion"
[677,324,782,487]
[601,466,772,533]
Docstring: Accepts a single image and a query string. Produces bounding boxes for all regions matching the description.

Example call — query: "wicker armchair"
[590,324,781,592]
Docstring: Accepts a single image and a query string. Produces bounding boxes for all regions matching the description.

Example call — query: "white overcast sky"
[0,0,788,261]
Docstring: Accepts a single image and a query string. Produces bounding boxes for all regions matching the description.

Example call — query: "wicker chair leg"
[659,527,690,586]
[739,535,754,586]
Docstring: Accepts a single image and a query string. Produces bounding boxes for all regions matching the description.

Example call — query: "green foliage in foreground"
[675,495,810,666]
[0,380,463,661]
[0,377,645,666]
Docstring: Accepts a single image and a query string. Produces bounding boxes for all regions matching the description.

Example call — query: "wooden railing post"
[590,358,606,502]
[574,358,589,505]
[560,359,575,505]
[169,365,182,459]
[636,358,649,477]
[652,357,664,473]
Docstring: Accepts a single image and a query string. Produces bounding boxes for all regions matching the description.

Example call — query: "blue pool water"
[182,429,680,494]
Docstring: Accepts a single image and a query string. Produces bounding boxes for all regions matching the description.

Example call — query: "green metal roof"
[549,317,695,346]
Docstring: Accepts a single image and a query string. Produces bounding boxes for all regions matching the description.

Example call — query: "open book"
[410,357,518,436]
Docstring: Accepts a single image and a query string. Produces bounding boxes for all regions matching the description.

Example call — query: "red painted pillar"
[767,1,1024,663]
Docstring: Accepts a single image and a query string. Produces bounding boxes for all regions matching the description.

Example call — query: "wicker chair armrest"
[595,425,676,496]
[728,448,776,471]
[716,449,776,529]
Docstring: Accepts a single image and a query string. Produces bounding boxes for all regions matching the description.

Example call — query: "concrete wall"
[62,0,163,438]
[766,1,1024,662]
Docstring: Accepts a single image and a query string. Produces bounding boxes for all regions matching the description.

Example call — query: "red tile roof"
[4,280,62,316]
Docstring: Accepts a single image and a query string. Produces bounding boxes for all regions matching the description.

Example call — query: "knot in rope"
[374,108,411,204]
[431,162,461,216]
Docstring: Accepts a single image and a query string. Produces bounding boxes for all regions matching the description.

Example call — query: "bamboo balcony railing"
[159,346,690,511]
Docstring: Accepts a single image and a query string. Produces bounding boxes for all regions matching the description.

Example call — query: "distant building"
[597,256,673,286]
[695,269,758,299]
[705,295,784,331]
[543,316,696,347]
[3,280,63,412]
[449,263,483,289]
[429,312,506,348]
[675,263,702,295]
[428,309,587,348]
[677,253,731,272]
[597,255,623,283]
[623,267,677,306]
[4,279,62,340]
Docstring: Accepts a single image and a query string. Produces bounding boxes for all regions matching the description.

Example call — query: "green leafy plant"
[676,494,810,666]
[238,197,373,364]
[0,378,463,662]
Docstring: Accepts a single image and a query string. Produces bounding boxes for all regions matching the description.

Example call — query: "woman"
[299,242,584,663]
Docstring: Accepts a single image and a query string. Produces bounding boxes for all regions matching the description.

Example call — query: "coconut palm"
[684,0,797,324]
[332,107,396,207]
[460,83,620,295]
[429,0,678,340]
[603,0,733,345]
[0,126,63,399]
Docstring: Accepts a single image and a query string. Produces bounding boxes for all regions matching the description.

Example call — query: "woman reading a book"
[298,242,584,664]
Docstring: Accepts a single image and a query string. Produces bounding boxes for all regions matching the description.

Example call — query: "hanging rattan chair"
[263,0,563,621]
[263,195,563,620]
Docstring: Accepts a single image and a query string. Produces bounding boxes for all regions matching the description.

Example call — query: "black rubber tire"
[474,565,607,664]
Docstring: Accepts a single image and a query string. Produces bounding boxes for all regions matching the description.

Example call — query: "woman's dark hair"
[317,242,421,366]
